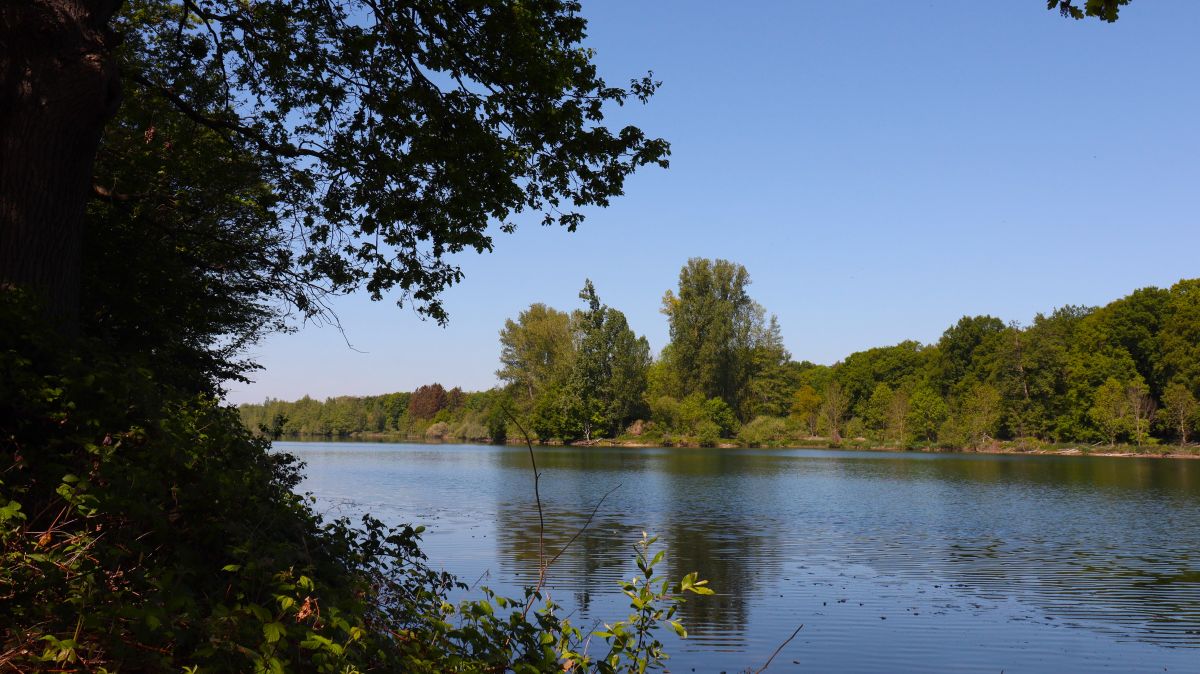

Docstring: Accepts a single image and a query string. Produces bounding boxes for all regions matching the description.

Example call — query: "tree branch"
[132,73,326,161]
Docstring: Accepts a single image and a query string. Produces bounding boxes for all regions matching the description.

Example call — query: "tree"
[78,63,307,392]
[496,281,649,441]
[789,385,822,437]
[599,308,653,433]
[835,341,930,418]
[1159,279,1200,396]
[528,381,576,442]
[742,316,795,418]
[987,321,1043,440]
[1161,383,1198,447]
[0,0,124,328]
[886,387,911,445]
[408,383,448,420]
[1125,377,1155,446]
[445,386,466,412]
[563,280,650,440]
[497,304,575,403]
[932,315,1005,395]
[907,386,948,445]
[958,383,1002,449]
[1078,287,1169,396]
[675,392,737,445]
[1090,377,1129,446]
[819,381,849,442]
[1033,305,1099,442]
[566,280,612,441]
[864,383,894,434]
[3,4,686,669]
[2,0,669,332]
[660,258,768,411]
[485,394,512,444]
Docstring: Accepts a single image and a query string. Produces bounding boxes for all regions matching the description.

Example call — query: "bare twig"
[504,412,544,564]
[502,410,545,621]
[754,624,803,673]
[503,409,620,622]
[546,482,620,569]
[468,569,490,590]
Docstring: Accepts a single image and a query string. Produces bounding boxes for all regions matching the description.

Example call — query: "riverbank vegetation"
[243,264,1200,454]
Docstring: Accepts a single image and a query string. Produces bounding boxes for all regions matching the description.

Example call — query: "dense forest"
[242,260,1200,451]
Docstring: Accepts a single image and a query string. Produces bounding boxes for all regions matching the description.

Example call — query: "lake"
[278,441,1200,673]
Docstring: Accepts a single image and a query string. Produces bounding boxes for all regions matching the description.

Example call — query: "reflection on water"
[282,442,1200,673]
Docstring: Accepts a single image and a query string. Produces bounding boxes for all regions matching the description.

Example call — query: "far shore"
[568,437,1200,459]
[276,432,1200,460]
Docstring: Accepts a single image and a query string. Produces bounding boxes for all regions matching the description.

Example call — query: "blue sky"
[225,1,1200,405]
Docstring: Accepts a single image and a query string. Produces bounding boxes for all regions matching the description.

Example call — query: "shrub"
[1,292,709,672]
[696,421,721,448]
[737,416,789,447]
[424,421,451,440]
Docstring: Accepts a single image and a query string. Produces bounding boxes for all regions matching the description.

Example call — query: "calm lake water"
[278,441,1200,673]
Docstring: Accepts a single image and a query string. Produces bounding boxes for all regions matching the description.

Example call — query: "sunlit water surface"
[278,442,1200,673]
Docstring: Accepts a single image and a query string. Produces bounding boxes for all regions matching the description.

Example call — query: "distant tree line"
[238,385,508,443]
[242,259,1200,450]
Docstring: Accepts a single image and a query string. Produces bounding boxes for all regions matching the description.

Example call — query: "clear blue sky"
[225,1,1200,405]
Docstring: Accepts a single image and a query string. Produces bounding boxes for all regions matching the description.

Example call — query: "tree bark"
[0,0,123,330]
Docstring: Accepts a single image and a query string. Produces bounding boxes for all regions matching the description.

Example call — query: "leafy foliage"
[4,1,699,670]
[246,274,1200,450]
[496,281,651,442]
[907,386,949,444]
[408,383,449,420]
[498,303,576,403]
[1,290,708,672]
[1049,0,1131,22]
[118,0,669,325]
[1161,383,1199,447]
[589,533,713,673]
[659,259,774,412]
[2,291,378,671]
[239,388,510,442]
[562,281,652,440]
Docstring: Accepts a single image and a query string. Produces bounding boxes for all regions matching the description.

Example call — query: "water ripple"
[283,442,1200,673]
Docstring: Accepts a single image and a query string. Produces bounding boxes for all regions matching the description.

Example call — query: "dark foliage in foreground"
[1,292,707,672]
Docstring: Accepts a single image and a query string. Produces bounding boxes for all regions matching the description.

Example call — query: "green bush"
[696,421,721,448]
[0,293,708,672]
[737,416,789,447]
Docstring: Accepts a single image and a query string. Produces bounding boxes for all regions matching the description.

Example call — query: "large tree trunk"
[0,0,123,330]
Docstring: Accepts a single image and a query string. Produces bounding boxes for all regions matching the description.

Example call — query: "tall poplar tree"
[565,280,650,439]
[660,258,768,412]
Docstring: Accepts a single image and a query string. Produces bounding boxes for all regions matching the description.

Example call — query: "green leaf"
[263,622,286,644]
